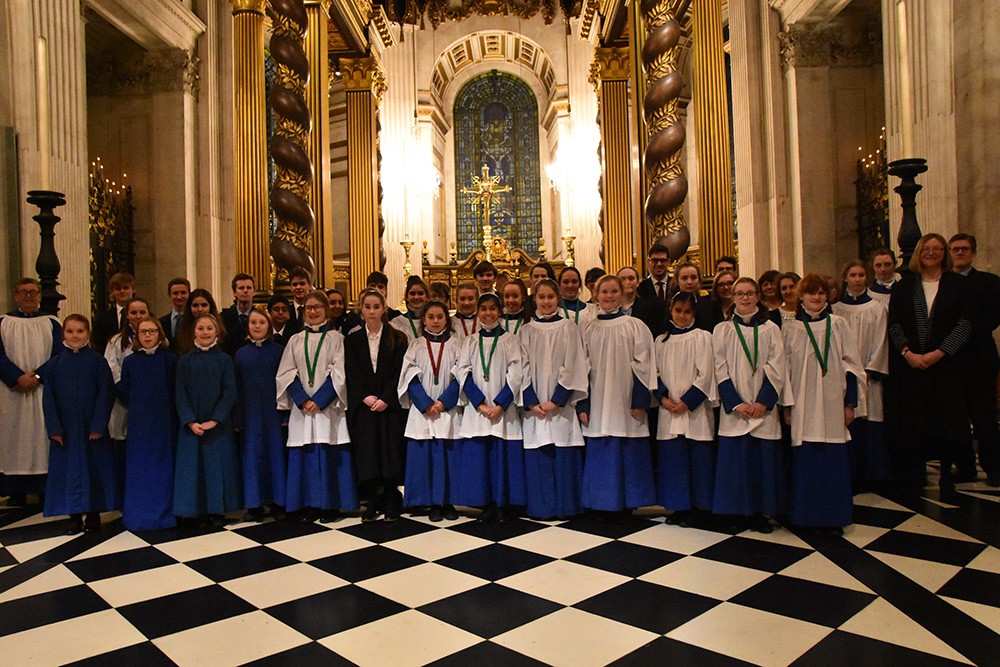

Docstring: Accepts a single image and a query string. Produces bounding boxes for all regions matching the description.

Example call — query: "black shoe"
[362,502,381,523]
[442,504,459,520]
[84,512,101,532]
[6,494,26,507]
[954,468,978,484]
[384,491,402,522]
[66,515,83,534]
[750,514,774,534]
[986,473,1000,488]
[428,505,444,522]
[269,505,286,521]
[319,509,340,524]
[208,514,227,528]
[476,503,498,524]
[246,507,265,522]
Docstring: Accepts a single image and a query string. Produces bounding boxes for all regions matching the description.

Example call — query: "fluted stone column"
[341,55,386,299]
[591,46,634,272]
[691,0,734,274]
[304,1,332,286]
[231,0,270,291]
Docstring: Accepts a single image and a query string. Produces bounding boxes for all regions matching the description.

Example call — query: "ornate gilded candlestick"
[562,234,577,267]
[538,236,547,261]
[421,240,429,265]
[448,241,457,265]
[400,239,415,278]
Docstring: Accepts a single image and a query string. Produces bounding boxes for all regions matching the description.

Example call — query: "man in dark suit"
[950,233,1000,486]
[220,273,256,355]
[267,295,299,346]
[159,277,190,351]
[288,266,313,328]
[636,243,672,337]
[93,272,135,352]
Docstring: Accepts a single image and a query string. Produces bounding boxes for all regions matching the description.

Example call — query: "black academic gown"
[220,305,250,356]
[344,328,407,484]
[93,306,124,353]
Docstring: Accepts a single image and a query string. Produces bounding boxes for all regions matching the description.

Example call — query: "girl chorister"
[399,301,463,521]
[455,292,527,523]
[501,279,531,336]
[578,275,657,519]
[783,274,865,533]
[520,279,589,520]
[451,282,480,342]
[712,278,787,532]
[278,290,356,522]
[235,308,287,521]
[345,289,408,522]
[118,316,177,531]
[390,276,428,344]
[174,314,241,527]
[558,267,597,327]
[105,297,149,444]
[654,292,718,526]
[43,315,117,534]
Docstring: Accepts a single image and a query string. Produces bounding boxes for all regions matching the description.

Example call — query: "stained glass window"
[454,71,542,256]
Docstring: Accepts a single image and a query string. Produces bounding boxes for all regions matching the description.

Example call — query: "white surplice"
[654,327,718,441]
[455,327,526,439]
[397,335,463,440]
[276,328,350,446]
[832,294,889,421]
[520,317,589,448]
[0,315,57,474]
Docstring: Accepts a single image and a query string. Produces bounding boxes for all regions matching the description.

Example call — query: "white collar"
[194,341,218,351]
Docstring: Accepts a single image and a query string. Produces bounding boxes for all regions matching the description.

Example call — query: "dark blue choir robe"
[119,348,178,530]
[174,345,242,517]
[234,339,286,509]
[41,346,117,516]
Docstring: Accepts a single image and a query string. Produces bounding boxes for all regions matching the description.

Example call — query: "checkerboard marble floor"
[1,474,999,667]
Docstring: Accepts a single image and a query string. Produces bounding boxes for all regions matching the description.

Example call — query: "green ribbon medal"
[503,315,522,335]
[733,318,758,372]
[803,314,832,376]
[304,330,327,387]
[562,302,581,324]
[407,313,418,338]
[478,332,501,382]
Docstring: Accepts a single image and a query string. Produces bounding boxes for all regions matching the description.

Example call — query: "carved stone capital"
[778,21,882,71]
[88,48,200,97]
[231,0,267,14]
[589,46,631,88]
[340,56,387,100]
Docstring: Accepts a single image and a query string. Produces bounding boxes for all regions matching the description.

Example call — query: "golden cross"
[461,165,510,261]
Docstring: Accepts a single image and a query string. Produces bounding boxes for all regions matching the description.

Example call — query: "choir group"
[2,232,997,537]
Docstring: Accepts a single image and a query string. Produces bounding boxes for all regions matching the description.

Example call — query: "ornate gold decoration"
[591,47,631,84]
[461,165,511,263]
[399,0,563,29]
[340,56,387,99]
[231,0,267,13]
[421,238,568,297]
[778,22,882,72]
[88,158,134,319]
[268,0,316,289]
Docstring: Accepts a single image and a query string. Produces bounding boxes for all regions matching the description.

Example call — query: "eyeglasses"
[950,246,973,253]
[648,258,669,264]
[733,291,758,299]
[16,289,40,297]
[303,304,326,312]
[138,329,159,335]
[920,246,945,254]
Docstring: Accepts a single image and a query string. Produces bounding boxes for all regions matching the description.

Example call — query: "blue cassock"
[234,340,287,509]
[173,346,242,517]
[41,346,117,516]
[119,348,178,530]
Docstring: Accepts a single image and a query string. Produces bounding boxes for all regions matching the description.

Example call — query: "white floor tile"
[778,552,872,593]
[499,526,610,559]
[154,610,310,666]
[153,530,258,562]
[266,529,371,562]
[357,562,487,608]
[0,512,64,531]
[498,560,630,605]
[5,534,79,563]
[941,596,1000,635]
[893,515,982,543]
[737,527,813,550]
[840,598,973,664]
[0,564,83,603]
[493,607,657,667]
[852,493,912,513]
[86,563,215,607]
[404,513,475,527]
[319,610,481,667]
[68,531,151,561]
[0,609,146,667]
[667,602,832,667]
[841,523,889,548]
[639,556,771,601]
[620,524,731,555]
[868,552,962,592]
[222,563,348,608]
[966,545,1000,574]
[383,528,491,562]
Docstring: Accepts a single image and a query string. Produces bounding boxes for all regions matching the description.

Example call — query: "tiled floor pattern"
[0,477,998,667]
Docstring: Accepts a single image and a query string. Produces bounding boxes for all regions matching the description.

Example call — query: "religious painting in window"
[454,71,542,257]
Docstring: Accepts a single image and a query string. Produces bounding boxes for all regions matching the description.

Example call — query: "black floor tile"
[851,505,913,529]
[730,575,876,627]
[64,641,176,667]
[565,541,684,578]
[307,545,424,583]
[574,580,719,634]
[426,640,549,667]
[612,636,754,666]
[233,520,331,545]
[0,584,109,637]
[435,543,554,581]
[337,517,437,544]
[419,583,561,638]
[132,525,226,545]
[557,515,662,540]
[791,629,968,666]
[264,585,406,639]
[117,585,255,639]
[65,546,177,583]
[693,536,812,573]
[0,547,16,568]
[242,641,356,666]
[446,517,548,542]
[185,545,299,582]
[864,531,987,567]
[936,567,1000,606]
[0,520,81,546]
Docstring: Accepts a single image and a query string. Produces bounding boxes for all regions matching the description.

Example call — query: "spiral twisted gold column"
[304,1,332,286]
[639,0,689,263]
[268,0,315,288]
[231,0,271,291]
